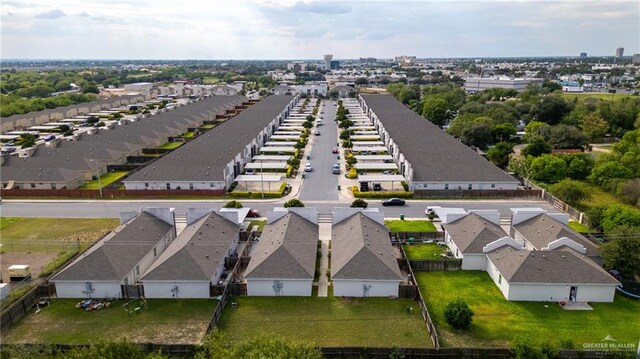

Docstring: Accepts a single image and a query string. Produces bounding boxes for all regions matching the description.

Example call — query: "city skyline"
[1,0,639,60]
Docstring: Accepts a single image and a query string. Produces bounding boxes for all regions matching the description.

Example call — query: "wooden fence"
[0,188,225,198]
[1,287,38,332]
[390,231,443,241]
[400,245,440,349]
[409,259,462,271]
[519,176,590,226]
[414,189,542,199]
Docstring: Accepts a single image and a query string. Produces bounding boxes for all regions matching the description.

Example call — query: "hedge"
[351,186,414,198]
[229,182,288,198]
[286,166,293,178]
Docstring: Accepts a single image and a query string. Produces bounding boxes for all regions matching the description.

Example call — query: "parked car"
[246,208,261,218]
[245,169,256,175]
[332,147,339,154]
[304,163,313,172]
[382,198,406,206]
[317,120,323,126]
[382,170,395,175]
[373,183,382,191]
[283,184,292,195]
[315,130,321,135]
[332,164,341,174]
[359,182,369,192]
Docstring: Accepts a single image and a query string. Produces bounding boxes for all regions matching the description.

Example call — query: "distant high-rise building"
[394,55,416,65]
[580,52,588,58]
[323,54,333,71]
[615,47,624,58]
[359,57,377,64]
[633,54,640,64]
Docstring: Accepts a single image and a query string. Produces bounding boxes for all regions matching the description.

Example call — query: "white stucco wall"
[143,281,210,299]
[246,279,312,296]
[412,181,518,190]
[485,261,511,299]
[507,283,616,302]
[460,254,487,270]
[123,181,226,190]
[333,280,400,297]
[54,281,122,299]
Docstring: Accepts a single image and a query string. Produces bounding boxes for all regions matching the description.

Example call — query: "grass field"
[0,217,118,252]
[3,299,217,344]
[568,220,591,233]
[416,271,640,348]
[157,142,183,150]
[403,243,446,259]
[385,220,437,232]
[562,92,635,102]
[80,172,129,190]
[218,296,431,347]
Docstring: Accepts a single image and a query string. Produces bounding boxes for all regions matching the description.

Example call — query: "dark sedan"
[382,198,406,206]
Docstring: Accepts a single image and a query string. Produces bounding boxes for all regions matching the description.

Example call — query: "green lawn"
[80,171,129,190]
[385,220,437,232]
[182,131,195,139]
[246,220,266,232]
[568,220,591,233]
[562,92,634,102]
[416,271,640,348]
[403,243,446,259]
[218,296,431,347]
[0,217,118,252]
[157,141,183,150]
[3,299,217,344]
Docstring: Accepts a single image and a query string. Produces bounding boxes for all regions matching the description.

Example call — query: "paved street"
[298,100,340,202]
[0,199,555,218]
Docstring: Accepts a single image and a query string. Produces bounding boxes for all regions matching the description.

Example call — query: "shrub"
[617,179,640,206]
[549,179,590,206]
[224,200,243,208]
[284,198,305,207]
[352,188,413,199]
[286,166,293,178]
[351,199,368,208]
[346,168,358,179]
[444,298,474,330]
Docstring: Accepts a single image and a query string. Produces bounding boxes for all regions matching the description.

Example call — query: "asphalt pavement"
[298,100,340,202]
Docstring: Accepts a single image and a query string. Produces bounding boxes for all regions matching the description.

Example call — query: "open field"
[416,271,640,348]
[403,243,447,259]
[3,299,217,344]
[561,92,635,102]
[80,172,129,190]
[218,296,431,347]
[0,217,119,252]
[385,220,437,232]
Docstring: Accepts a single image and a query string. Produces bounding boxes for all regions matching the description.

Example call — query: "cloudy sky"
[1,0,638,59]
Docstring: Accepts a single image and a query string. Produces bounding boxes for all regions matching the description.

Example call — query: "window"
[51,184,56,190]
[498,274,502,284]
[166,183,170,189]
[210,183,214,188]
[153,247,157,257]
[31,183,36,189]
[468,184,473,190]
[189,183,194,190]
[144,183,149,188]
[444,184,449,190]
[491,183,496,188]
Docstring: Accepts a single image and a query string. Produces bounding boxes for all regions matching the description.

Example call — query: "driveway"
[298,100,340,202]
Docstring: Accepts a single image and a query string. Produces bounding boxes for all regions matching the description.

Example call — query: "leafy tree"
[354,77,369,86]
[548,125,588,149]
[588,162,634,187]
[580,113,609,140]
[223,200,243,208]
[446,114,492,139]
[283,199,305,208]
[338,119,354,129]
[351,199,368,208]
[421,97,450,126]
[549,179,590,206]
[82,83,100,94]
[339,130,351,140]
[601,205,640,235]
[522,137,552,158]
[491,123,516,142]
[486,141,514,169]
[19,133,36,148]
[566,156,592,180]
[601,225,640,280]
[531,95,571,125]
[444,298,474,330]
[523,121,551,142]
[461,123,493,149]
[528,154,567,183]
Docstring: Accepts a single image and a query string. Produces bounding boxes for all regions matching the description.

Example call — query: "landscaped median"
[351,186,413,198]
[415,271,640,348]
[229,182,289,198]
[217,296,431,348]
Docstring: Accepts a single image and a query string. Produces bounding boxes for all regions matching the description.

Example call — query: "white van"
[317,119,323,126]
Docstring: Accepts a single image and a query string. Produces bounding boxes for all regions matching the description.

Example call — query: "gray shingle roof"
[1,96,246,183]
[360,94,517,183]
[140,212,239,281]
[331,213,402,281]
[513,214,600,258]
[124,95,294,183]
[443,213,508,254]
[487,247,619,285]
[52,212,174,282]
[244,212,318,280]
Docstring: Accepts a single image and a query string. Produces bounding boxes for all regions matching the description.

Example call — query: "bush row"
[351,186,414,198]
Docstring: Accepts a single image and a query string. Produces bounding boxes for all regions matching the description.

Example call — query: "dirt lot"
[1,252,57,284]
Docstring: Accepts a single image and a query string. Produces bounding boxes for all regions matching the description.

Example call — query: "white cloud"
[35,9,65,19]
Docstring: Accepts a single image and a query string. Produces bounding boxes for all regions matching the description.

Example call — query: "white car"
[304,163,313,172]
